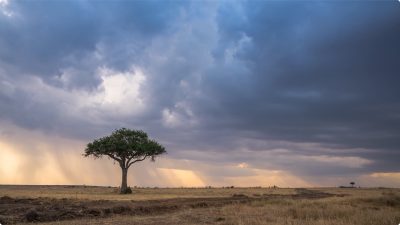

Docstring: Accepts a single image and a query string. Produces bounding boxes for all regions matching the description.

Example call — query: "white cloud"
[0,0,8,7]
[162,101,197,128]
[94,67,146,114]
[162,108,181,128]
[0,0,13,17]
[13,66,147,126]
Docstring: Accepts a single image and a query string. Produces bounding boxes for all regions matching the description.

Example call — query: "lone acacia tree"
[84,128,166,194]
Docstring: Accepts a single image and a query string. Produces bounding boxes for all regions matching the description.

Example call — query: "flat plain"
[0,185,399,225]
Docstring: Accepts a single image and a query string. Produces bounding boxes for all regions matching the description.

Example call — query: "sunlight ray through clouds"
[0,123,399,187]
[157,168,205,187]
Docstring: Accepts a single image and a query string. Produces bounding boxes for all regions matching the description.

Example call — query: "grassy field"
[0,185,295,201]
[0,185,399,225]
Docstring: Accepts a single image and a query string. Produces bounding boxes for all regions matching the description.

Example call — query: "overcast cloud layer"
[1,0,400,187]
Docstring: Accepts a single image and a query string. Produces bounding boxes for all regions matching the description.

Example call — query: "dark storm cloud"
[187,1,400,173]
[0,0,399,179]
[0,0,185,87]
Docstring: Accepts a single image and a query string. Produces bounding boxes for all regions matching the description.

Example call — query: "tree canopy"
[84,128,166,168]
[84,128,166,193]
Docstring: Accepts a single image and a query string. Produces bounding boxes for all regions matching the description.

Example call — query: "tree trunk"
[120,167,129,194]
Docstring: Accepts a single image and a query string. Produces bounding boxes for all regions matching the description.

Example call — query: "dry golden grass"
[1,186,399,225]
[0,185,294,201]
[219,194,400,225]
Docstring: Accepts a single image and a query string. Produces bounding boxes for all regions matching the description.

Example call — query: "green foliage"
[84,128,166,168]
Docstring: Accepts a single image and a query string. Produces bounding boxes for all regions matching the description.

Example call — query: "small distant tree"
[84,128,166,194]
[350,181,355,188]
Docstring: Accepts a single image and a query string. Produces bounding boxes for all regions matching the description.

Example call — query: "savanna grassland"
[0,185,399,225]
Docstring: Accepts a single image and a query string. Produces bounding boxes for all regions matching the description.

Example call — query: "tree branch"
[106,153,121,162]
[126,156,134,168]
[127,156,148,168]
[125,152,141,167]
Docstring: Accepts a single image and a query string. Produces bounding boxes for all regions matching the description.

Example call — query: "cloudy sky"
[1,0,400,187]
